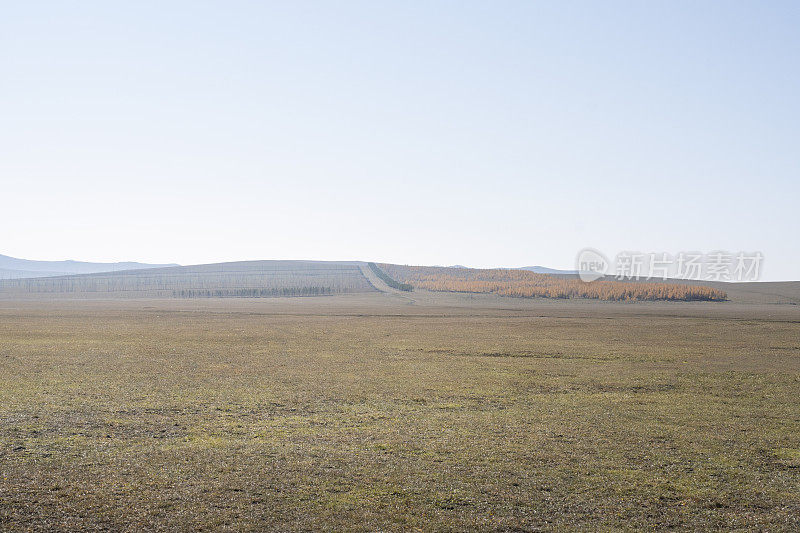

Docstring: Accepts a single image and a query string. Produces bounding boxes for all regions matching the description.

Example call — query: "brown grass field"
[1,289,799,531]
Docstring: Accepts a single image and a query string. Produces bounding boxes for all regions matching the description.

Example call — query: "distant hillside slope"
[655,278,800,305]
[0,254,177,279]
[550,273,800,305]
[0,268,73,279]
[0,260,376,299]
[379,264,727,302]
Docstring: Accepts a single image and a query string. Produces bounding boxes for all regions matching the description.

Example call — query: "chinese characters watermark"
[575,249,763,282]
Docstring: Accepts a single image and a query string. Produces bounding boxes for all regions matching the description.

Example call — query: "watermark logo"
[576,248,610,282]
[575,250,763,282]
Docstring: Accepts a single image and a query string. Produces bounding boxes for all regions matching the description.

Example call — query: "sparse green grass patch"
[0,300,798,530]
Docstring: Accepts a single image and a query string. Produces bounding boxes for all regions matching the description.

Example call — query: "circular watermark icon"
[575,248,609,282]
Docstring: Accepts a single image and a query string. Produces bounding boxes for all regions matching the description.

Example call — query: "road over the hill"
[357,262,416,302]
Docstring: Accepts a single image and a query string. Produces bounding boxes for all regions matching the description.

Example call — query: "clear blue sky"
[2,1,798,280]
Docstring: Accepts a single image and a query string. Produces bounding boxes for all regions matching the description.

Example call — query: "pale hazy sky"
[2,2,798,280]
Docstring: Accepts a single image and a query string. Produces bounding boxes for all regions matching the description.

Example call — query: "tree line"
[174,287,334,298]
[0,267,375,298]
[377,264,727,302]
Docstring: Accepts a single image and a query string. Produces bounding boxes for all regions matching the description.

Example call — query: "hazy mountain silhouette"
[0,254,178,279]
[517,265,578,275]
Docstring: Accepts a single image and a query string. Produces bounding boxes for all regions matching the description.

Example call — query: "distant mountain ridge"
[441,265,579,274]
[517,265,579,275]
[0,254,178,280]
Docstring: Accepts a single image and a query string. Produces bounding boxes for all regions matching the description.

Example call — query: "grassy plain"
[1,292,799,531]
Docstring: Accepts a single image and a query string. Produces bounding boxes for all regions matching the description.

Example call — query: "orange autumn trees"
[378,264,727,302]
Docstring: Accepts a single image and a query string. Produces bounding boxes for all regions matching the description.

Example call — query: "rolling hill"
[0,260,376,299]
[0,258,797,305]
